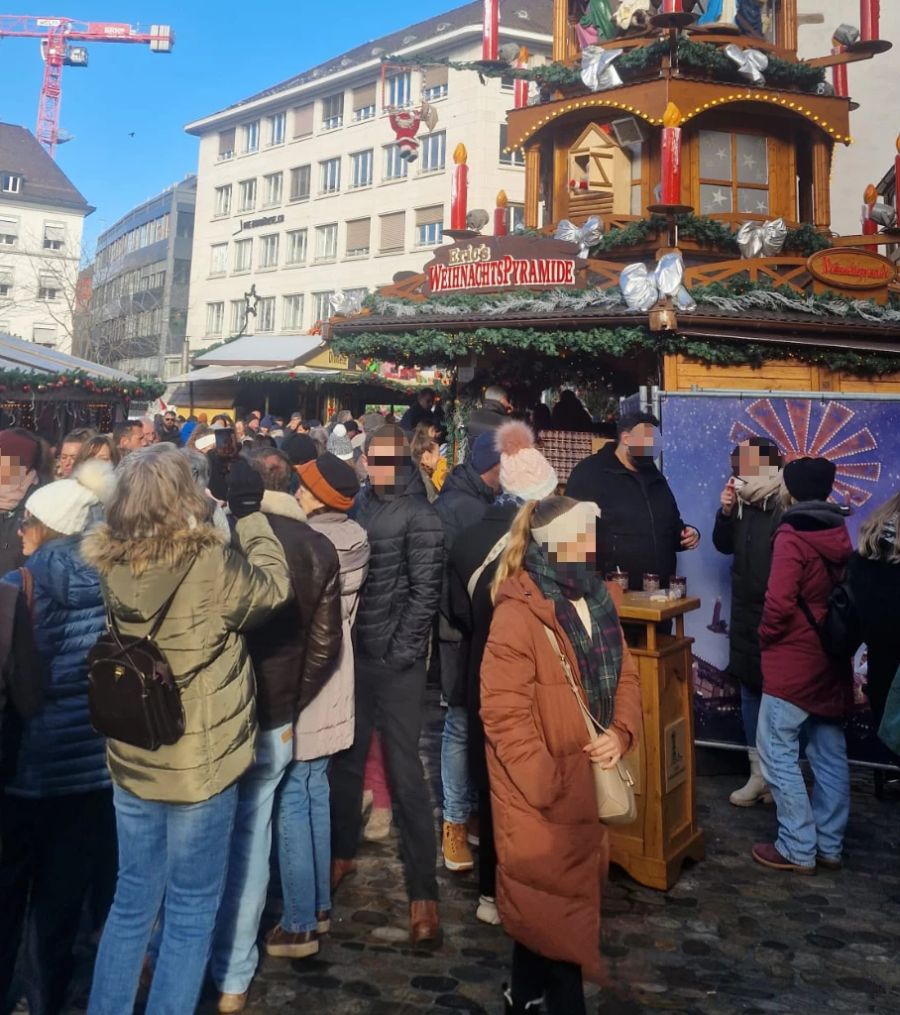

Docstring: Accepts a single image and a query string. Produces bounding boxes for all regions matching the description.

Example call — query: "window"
[214,184,232,217]
[256,296,276,332]
[286,229,308,264]
[243,120,259,153]
[500,75,515,92]
[420,132,446,173]
[217,128,236,161]
[415,206,443,246]
[313,291,334,322]
[698,129,769,216]
[346,217,371,257]
[259,233,279,268]
[383,144,408,181]
[283,293,304,330]
[230,299,247,334]
[205,302,224,335]
[290,165,310,201]
[32,325,56,347]
[322,93,344,130]
[1,173,22,194]
[263,172,283,206]
[42,222,66,251]
[0,218,17,246]
[238,178,257,212]
[38,273,60,300]
[423,65,449,101]
[350,150,373,189]
[266,111,286,146]
[0,267,12,298]
[292,103,314,138]
[379,211,405,252]
[509,203,526,232]
[352,83,376,122]
[386,72,411,108]
[234,238,252,272]
[499,124,525,167]
[320,158,341,194]
[210,243,228,276]
[315,223,338,261]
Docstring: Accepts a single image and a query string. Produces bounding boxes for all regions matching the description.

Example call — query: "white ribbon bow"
[736,218,788,259]
[620,253,696,312]
[554,216,603,258]
[724,44,768,86]
[580,46,624,92]
[330,289,366,316]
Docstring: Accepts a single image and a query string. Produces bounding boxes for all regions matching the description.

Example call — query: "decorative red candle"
[482,0,498,60]
[831,44,848,97]
[494,190,508,236]
[862,183,878,235]
[451,143,469,230]
[860,0,880,42]
[894,136,900,214]
[662,0,683,12]
[660,102,683,206]
[513,46,529,109]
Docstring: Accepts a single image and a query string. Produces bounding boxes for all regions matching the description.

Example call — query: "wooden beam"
[552,0,568,64]
[806,50,876,69]
[811,137,831,229]
[524,143,541,228]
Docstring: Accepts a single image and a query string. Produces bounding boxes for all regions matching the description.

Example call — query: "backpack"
[797,555,863,659]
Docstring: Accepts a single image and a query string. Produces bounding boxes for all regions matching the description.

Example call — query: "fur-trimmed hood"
[260,489,306,523]
[82,522,224,577]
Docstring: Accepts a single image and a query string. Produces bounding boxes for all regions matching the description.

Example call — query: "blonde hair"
[490,496,582,601]
[857,492,900,563]
[104,443,215,574]
[21,516,65,551]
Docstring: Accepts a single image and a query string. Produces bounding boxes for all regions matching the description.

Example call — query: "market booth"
[327,0,900,886]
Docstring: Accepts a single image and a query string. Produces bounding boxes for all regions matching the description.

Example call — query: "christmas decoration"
[580,46,623,92]
[724,44,768,86]
[554,216,602,257]
[620,252,695,312]
[387,101,437,163]
[735,217,788,258]
[660,102,683,205]
[494,191,509,236]
[330,289,368,316]
[450,143,469,229]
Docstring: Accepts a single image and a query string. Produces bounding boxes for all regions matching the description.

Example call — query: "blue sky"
[1,1,454,252]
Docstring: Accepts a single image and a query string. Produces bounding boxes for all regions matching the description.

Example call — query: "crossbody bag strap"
[467,533,510,601]
[541,623,605,737]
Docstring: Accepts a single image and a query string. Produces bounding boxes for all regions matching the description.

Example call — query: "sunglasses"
[367,455,407,465]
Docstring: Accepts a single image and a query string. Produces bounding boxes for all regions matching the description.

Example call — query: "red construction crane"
[0,15,174,158]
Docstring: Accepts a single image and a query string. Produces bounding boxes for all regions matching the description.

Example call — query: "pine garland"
[0,368,163,400]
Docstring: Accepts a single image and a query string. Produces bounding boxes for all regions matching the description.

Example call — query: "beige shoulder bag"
[541,624,637,826]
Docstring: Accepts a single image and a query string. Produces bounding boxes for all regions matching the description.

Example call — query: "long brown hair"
[75,434,120,468]
[857,492,900,563]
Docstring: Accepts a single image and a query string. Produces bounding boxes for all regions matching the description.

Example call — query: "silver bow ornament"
[581,47,623,92]
[724,45,768,86]
[554,216,603,258]
[870,203,898,229]
[736,218,788,259]
[329,289,366,316]
[620,253,696,313]
[832,24,860,47]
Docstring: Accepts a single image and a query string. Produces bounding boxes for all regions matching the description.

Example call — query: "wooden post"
[552,0,570,63]
[779,0,798,53]
[524,143,541,227]
[811,137,832,229]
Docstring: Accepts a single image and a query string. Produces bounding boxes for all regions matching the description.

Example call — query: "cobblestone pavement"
[59,689,900,1014]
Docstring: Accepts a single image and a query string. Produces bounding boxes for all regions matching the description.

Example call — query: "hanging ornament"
[580,46,623,92]
[736,218,788,258]
[619,252,695,312]
[554,216,603,258]
[330,289,367,316]
[387,101,437,164]
[724,44,768,85]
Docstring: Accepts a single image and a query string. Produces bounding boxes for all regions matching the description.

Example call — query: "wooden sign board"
[423,235,585,294]
[807,248,897,291]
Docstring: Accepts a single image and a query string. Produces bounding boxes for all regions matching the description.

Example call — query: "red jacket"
[759,502,853,717]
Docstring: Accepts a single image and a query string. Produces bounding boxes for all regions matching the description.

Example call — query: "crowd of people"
[0,383,896,1015]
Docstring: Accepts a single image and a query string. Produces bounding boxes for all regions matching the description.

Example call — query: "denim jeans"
[441,705,472,825]
[87,782,238,1015]
[741,684,762,749]
[756,694,850,866]
[211,725,293,994]
[276,757,331,933]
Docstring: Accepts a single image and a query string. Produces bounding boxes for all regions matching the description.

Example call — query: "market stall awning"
[194,334,323,369]
[0,332,136,381]
[166,365,239,384]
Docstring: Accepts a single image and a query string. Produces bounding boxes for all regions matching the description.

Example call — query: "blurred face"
[419,444,440,474]
[734,443,781,480]
[92,444,112,461]
[419,392,435,411]
[57,441,81,478]
[365,434,409,496]
[247,417,260,433]
[234,420,245,439]
[621,424,660,469]
[546,522,597,565]
[141,420,157,446]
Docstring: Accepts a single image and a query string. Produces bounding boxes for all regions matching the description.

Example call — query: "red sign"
[807,248,897,290]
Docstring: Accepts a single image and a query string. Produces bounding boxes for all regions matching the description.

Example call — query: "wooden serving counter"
[610,592,705,890]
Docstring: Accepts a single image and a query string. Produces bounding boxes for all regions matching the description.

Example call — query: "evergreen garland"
[0,369,163,400]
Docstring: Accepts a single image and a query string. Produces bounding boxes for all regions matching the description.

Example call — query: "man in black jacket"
[566,411,700,590]
[330,424,444,948]
[212,451,342,1008]
[466,385,511,440]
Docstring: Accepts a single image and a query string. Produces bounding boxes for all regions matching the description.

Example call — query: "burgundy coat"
[759,502,853,717]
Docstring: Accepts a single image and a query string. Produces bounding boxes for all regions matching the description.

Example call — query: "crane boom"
[0,14,174,157]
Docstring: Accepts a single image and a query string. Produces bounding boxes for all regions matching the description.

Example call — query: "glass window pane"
[700,184,733,214]
[699,131,733,181]
[737,188,769,215]
[736,134,768,185]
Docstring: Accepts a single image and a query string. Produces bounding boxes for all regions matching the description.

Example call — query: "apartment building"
[184,0,551,350]
[0,123,93,354]
[87,177,197,376]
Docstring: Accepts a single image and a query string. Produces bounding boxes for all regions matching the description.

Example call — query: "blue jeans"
[87,782,238,1015]
[441,705,472,825]
[741,684,762,749]
[211,725,293,994]
[277,757,331,933]
[756,694,850,866]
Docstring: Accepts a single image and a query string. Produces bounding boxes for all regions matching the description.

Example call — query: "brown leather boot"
[331,858,357,893]
[409,899,442,948]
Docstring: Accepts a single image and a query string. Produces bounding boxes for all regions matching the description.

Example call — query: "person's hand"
[680,526,701,550]
[227,459,264,519]
[719,479,736,517]
[584,728,625,770]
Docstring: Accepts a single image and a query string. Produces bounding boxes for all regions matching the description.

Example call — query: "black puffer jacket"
[244,491,342,729]
[566,441,692,590]
[351,471,443,670]
[0,503,27,577]
[466,399,509,440]
[712,502,781,691]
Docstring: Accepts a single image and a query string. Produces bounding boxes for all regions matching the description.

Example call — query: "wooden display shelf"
[609,594,705,890]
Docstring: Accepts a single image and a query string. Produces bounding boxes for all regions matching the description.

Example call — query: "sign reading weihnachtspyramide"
[807,248,897,291]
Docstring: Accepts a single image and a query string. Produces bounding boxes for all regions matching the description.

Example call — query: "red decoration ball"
[21,384,30,393]
[0,385,6,393]
[288,371,296,378]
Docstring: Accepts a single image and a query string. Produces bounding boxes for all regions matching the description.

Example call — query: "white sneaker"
[476,895,501,925]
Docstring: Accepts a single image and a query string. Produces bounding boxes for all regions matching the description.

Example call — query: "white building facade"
[0,123,92,354]
[184,1,551,352]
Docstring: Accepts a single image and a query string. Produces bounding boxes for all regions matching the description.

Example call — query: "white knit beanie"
[532,500,600,548]
[495,421,558,500]
[25,458,115,535]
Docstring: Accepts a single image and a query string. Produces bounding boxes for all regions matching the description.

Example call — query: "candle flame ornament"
[494,190,509,236]
[862,183,879,235]
[513,47,529,109]
[660,103,683,206]
[450,144,469,230]
[662,101,682,129]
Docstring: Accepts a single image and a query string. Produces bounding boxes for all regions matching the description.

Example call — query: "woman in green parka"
[84,444,291,1015]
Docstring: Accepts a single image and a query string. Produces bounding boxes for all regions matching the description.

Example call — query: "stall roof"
[167,365,239,384]
[0,332,135,380]
[194,335,323,368]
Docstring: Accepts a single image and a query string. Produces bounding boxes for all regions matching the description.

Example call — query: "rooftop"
[0,123,93,214]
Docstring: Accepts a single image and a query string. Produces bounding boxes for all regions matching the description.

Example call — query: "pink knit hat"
[495,421,558,500]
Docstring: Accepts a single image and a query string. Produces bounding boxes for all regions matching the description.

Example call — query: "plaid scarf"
[525,543,623,727]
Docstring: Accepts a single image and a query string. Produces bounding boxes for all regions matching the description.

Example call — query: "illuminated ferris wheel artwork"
[728,399,881,507]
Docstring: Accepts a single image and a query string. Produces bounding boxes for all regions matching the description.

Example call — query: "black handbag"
[88,567,191,751]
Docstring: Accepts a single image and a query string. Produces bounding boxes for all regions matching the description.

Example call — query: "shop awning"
[193,334,323,369]
[0,332,136,381]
